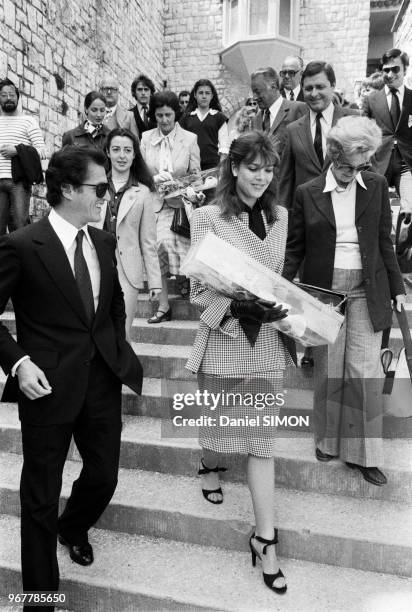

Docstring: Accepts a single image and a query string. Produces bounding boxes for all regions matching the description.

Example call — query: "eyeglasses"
[279,70,300,77]
[79,182,109,198]
[382,65,401,74]
[100,87,118,93]
[333,160,371,172]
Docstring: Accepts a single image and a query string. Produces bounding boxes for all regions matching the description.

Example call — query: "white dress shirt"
[323,166,367,269]
[266,96,284,128]
[385,83,405,111]
[309,102,334,159]
[284,85,301,101]
[190,108,229,155]
[12,209,101,376]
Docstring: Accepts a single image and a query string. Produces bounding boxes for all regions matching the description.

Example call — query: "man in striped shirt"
[0,78,45,235]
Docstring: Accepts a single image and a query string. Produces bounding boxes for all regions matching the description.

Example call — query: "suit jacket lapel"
[270,100,288,135]
[355,175,373,221]
[88,227,114,327]
[398,86,412,131]
[310,179,336,228]
[117,186,139,225]
[33,217,90,326]
[297,114,323,171]
[375,89,393,129]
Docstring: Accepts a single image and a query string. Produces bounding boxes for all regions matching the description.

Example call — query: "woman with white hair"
[284,116,406,486]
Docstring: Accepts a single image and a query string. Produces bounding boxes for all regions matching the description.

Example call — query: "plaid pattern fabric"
[186,204,293,374]
[197,371,283,457]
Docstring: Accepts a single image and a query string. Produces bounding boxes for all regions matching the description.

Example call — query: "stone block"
[3,0,15,28]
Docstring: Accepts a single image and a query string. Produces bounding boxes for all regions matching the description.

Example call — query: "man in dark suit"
[363,48,412,215]
[130,74,157,140]
[99,76,140,140]
[0,146,143,609]
[279,55,305,102]
[251,67,307,160]
[278,61,359,209]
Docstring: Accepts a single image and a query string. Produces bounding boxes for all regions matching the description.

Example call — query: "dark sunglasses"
[279,69,299,77]
[382,65,401,74]
[80,182,109,198]
[334,160,371,172]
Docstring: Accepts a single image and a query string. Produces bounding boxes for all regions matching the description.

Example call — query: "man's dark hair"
[149,90,181,121]
[301,61,336,87]
[381,48,409,70]
[0,78,20,100]
[251,67,280,90]
[178,90,190,99]
[46,146,107,207]
[131,74,156,99]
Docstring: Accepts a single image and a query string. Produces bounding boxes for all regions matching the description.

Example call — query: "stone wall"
[163,0,250,117]
[0,0,164,217]
[298,0,371,99]
[394,0,412,87]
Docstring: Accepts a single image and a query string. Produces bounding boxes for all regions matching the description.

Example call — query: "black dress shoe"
[315,447,337,462]
[345,462,387,486]
[58,534,94,566]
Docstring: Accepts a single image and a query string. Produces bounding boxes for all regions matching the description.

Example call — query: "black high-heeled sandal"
[249,530,287,594]
[147,308,172,324]
[197,458,227,504]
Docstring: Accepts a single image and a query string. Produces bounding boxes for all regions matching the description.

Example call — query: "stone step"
[121,380,412,439]
[136,293,199,320]
[1,452,411,576]
[1,407,411,503]
[1,515,411,612]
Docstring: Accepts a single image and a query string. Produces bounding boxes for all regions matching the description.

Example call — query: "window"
[224,0,297,45]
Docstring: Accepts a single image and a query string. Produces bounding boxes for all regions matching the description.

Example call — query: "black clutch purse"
[170,204,191,239]
[294,282,347,314]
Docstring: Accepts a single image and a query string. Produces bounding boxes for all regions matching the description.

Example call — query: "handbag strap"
[395,305,412,378]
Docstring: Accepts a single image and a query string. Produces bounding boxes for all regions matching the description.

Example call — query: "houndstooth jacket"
[185,203,294,375]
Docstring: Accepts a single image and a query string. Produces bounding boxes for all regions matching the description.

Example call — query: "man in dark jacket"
[0,146,142,610]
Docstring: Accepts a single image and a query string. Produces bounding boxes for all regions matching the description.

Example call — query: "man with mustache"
[0,78,46,236]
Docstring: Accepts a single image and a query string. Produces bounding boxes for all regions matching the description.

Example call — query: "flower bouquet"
[156,168,218,200]
[181,232,345,346]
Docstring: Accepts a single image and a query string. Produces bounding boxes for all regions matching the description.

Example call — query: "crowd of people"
[0,46,410,608]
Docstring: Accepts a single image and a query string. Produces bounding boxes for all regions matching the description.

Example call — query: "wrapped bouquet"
[181,232,345,347]
[156,168,218,200]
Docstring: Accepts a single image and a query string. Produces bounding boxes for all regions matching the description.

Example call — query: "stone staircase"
[1,286,412,611]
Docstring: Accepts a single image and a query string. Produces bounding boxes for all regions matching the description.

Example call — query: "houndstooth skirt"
[197,371,283,457]
[156,204,190,276]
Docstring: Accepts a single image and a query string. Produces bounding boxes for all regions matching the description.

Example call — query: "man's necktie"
[74,230,95,324]
[262,108,271,133]
[390,88,400,128]
[289,90,294,101]
[142,104,149,127]
[314,112,324,166]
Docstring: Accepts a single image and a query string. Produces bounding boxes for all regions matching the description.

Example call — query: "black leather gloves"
[230,299,288,323]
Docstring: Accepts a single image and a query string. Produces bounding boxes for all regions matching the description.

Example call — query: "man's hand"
[394,294,407,313]
[153,171,173,184]
[17,359,52,400]
[0,145,17,158]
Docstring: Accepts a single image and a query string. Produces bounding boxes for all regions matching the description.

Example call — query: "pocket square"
[408,115,412,128]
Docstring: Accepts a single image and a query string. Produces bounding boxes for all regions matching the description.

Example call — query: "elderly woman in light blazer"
[284,116,406,486]
[140,90,201,322]
[93,128,161,338]
[186,131,294,595]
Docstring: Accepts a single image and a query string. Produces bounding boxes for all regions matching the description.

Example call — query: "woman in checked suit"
[186,131,294,595]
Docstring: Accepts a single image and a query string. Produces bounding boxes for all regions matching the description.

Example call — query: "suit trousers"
[385,148,412,214]
[312,268,384,466]
[20,351,122,601]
